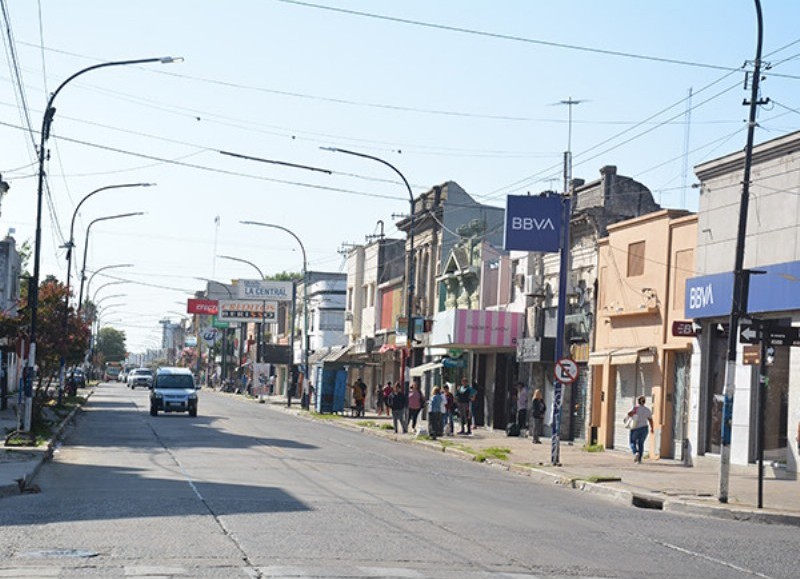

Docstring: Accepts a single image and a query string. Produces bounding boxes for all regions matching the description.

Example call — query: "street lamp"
[77,212,143,312]
[321,147,417,389]
[64,183,154,310]
[83,264,134,314]
[91,281,129,304]
[28,56,181,420]
[217,255,267,370]
[241,220,308,408]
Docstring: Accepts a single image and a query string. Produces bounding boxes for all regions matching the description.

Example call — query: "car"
[67,367,86,388]
[150,367,198,417]
[127,368,153,389]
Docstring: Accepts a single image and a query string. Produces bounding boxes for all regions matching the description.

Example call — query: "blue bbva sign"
[685,260,800,318]
[504,194,563,252]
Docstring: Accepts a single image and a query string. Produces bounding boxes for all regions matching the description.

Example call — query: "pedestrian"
[352,378,367,416]
[627,395,654,463]
[427,386,444,439]
[531,389,546,444]
[456,377,475,435]
[376,383,385,416]
[388,382,408,433]
[408,382,424,430]
[382,381,393,416]
[516,382,530,431]
[268,374,275,396]
[442,383,455,435]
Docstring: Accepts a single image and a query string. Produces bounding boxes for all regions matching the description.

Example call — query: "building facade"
[686,129,800,472]
[590,210,697,458]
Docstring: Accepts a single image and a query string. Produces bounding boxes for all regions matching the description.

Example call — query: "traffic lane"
[0,382,255,569]
[180,392,797,578]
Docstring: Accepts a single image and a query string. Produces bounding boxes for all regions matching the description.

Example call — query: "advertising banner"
[187,298,218,315]
[504,194,563,252]
[238,279,293,301]
[218,300,277,322]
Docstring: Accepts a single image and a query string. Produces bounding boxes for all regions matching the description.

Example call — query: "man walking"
[388,383,408,434]
[456,377,475,435]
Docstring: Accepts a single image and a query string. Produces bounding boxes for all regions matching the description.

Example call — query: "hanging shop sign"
[504,194,564,253]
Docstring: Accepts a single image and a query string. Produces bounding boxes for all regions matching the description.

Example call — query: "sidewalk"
[0,390,86,497]
[260,394,800,527]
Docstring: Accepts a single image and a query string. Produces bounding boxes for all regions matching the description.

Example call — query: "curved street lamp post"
[26,56,180,430]
[77,212,144,313]
[321,147,416,393]
[217,255,267,370]
[240,221,308,408]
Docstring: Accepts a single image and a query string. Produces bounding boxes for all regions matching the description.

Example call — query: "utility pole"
[718,0,768,503]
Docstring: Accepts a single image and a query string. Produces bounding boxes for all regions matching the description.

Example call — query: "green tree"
[96,327,127,362]
[267,271,301,281]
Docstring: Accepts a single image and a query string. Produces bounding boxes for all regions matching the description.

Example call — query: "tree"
[96,327,127,362]
[15,276,90,379]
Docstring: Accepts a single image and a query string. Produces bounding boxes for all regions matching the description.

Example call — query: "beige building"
[590,210,697,458]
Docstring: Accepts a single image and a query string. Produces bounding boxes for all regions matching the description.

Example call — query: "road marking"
[654,540,774,579]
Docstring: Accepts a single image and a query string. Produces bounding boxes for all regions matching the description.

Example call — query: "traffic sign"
[739,323,761,344]
[554,358,579,384]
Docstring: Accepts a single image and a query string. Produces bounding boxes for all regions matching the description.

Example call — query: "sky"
[0,0,799,353]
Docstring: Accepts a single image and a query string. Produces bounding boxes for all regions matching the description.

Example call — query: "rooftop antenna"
[553,97,586,193]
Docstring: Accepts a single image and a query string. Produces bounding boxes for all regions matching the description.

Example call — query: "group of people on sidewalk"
[512,382,547,444]
[377,377,480,439]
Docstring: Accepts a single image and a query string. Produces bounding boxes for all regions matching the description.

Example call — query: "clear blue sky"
[1,1,798,351]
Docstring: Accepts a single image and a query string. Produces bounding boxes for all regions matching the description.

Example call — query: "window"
[627,241,645,277]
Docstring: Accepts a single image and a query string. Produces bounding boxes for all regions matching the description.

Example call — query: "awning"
[588,347,657,366]
[588,350,614,366]
[409,361,443,377]
[322,345,352,363]
[610,347,656,365]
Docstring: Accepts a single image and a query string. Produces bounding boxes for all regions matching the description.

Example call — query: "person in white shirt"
[627,396,654,463]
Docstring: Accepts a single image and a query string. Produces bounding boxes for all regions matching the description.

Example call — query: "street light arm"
[320,147,413,203]
[80,262,135,315]
[78,211,144,310]
[91,280,129,304]
[239,221,307,271]
[217,255,264,279]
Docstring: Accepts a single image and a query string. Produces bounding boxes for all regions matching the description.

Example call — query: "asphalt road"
[0,381,796,578]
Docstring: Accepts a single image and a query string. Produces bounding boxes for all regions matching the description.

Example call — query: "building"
[0,231,21,317]
[344,235,406,407]
[515,166,660,442]
[686,129,800,472]
[590,209,696,458]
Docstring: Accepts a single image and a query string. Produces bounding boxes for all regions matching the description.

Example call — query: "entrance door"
[613,363,651,451]
[705,327,728,454]
[671,351,691,460]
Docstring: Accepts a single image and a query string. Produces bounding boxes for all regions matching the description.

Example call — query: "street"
[0,382,797,578]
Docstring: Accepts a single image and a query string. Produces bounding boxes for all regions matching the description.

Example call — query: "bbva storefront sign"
[504,194,563,253]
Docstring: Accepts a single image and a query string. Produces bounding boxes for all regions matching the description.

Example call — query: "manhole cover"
[20,549,99,559]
